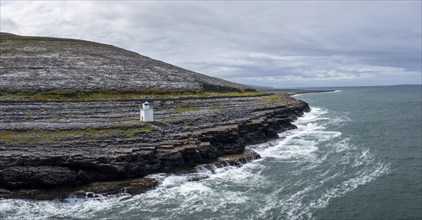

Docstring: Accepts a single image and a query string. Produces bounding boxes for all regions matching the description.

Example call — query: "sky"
[1,0,421,88]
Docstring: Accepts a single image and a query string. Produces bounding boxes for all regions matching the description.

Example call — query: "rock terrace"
[0,33,311,199]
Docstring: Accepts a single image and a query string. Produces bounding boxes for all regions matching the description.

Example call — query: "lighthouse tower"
[140,101,153,122]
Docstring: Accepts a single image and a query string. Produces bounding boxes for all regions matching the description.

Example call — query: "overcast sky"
[1,0,421,88]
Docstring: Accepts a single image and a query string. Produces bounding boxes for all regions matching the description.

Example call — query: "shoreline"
[291,89,340,97]
[0,151,261,200]
[0,94,310,200]
[261,89,336,96]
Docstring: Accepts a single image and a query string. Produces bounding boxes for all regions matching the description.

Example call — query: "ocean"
[1,85,421,220]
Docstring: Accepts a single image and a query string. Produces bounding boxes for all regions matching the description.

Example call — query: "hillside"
[0,33,252,98]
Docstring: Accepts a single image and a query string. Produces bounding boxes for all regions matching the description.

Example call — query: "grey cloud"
[1,1,420,87]
[0,18,19,33]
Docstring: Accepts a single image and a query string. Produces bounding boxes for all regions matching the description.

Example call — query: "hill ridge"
[0,33,252,95]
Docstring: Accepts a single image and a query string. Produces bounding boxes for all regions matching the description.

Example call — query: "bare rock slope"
[0,32,249,93]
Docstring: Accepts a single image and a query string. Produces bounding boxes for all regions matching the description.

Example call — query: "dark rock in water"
[0,151,261,200]
[218,151,262,166]
[0,177,159,200]
[0,33,311,199]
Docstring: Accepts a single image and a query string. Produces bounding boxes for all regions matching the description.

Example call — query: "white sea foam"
[251,106,389,220]
[306,161,390,216]
[333,138,350,152]
[256,108,341,161]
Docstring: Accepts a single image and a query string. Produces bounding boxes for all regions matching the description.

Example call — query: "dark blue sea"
[1,85,421,219]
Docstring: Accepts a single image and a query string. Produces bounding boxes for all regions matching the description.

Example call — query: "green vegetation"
[210,104,222,110]
[264,94,285,102]
[0,89,263,101]
[0,130,56,143]
[120,124,152,136]
[0,33,107,48]
[0,124,152,143]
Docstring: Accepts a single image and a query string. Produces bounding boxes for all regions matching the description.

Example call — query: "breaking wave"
[0,107,389,220]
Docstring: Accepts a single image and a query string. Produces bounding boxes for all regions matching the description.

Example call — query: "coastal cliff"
[0,33,310,199]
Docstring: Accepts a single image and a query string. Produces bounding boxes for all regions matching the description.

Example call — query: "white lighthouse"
[140,101,153,122]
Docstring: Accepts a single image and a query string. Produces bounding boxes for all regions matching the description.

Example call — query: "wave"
[252,107,390,220]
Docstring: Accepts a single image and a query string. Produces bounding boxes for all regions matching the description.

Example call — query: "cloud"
[1,1,421,87]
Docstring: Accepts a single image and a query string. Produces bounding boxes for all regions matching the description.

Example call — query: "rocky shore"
[0,93,310,199]
[0,33,312,199]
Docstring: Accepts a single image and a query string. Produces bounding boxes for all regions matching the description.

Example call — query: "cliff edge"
[0,33,310,199]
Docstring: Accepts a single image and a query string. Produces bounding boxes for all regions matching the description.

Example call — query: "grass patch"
[0,124,153,143]
[0,130,56,143]
[120,124,152,136]
[209,104,222,110]
[0,89,263,101]
[264,94,285,102]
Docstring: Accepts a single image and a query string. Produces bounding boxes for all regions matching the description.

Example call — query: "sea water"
[1,85,421,220]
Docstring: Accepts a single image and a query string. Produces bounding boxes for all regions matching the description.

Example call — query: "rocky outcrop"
[0,166,77,189]
[0,33,311,199]
[0,95,309,198]
[0,151,261,200]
